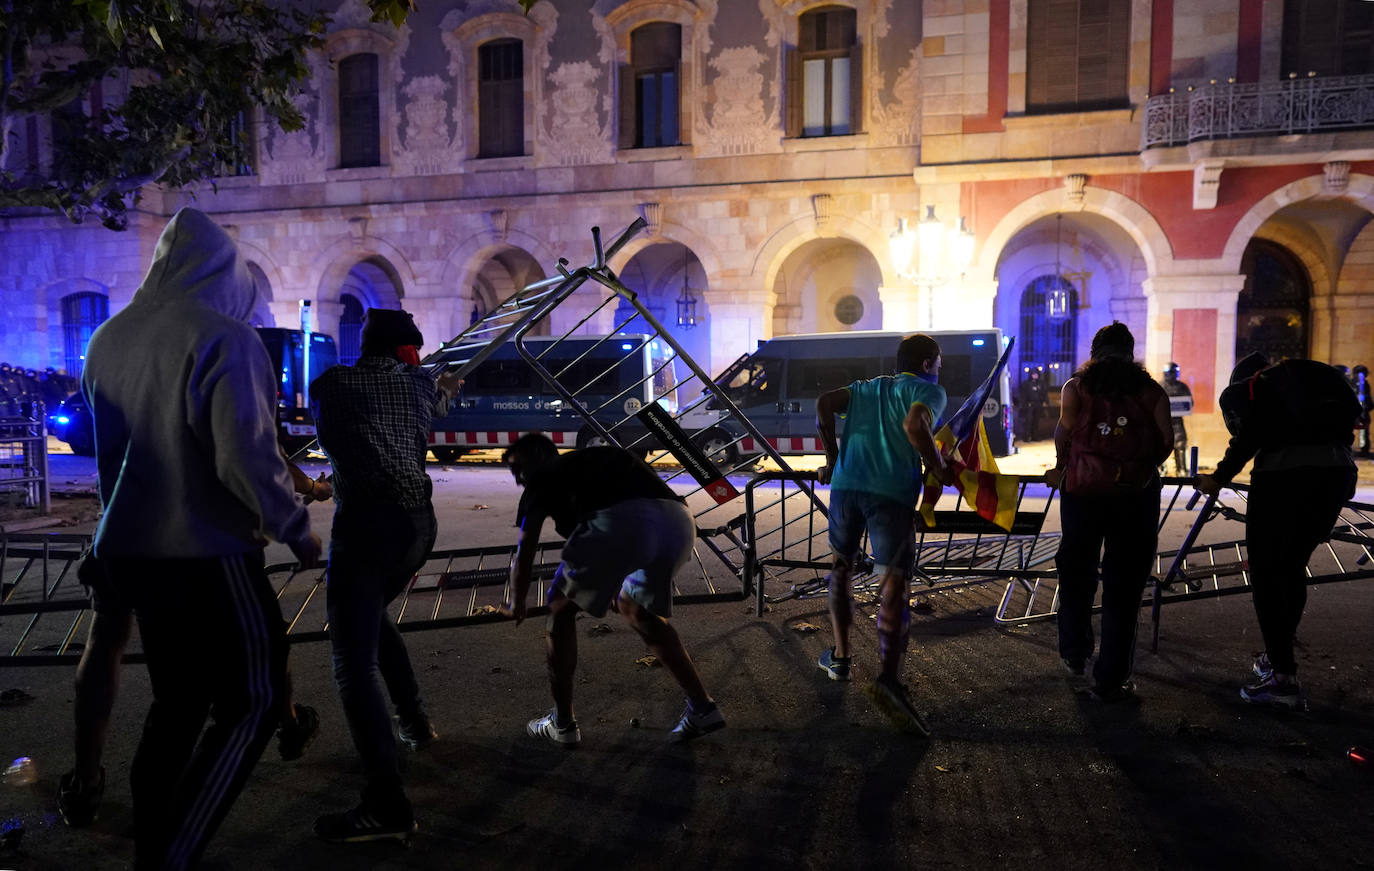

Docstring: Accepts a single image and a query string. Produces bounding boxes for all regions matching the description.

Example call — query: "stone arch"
[751,214,895,301]
[971,185,1174,284]
[1250,221,1332,298]
[608,220,724,283]
[1220,173,1374,270]
[235,239,286,302]
[1336,218,1374,295]
[42,277,109,373]
[441,227,559,302]
[311,235,417,306]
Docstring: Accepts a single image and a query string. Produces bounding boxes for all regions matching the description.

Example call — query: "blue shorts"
[827,489,916,576]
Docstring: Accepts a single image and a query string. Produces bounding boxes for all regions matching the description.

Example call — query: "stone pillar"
[1142,273,1246,465]
[702,287,772,378]
[878,284,920,330]
[933,278,998,330]
[548,288,618,338]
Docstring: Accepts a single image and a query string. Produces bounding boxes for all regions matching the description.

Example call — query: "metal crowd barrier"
[0,415,50,515]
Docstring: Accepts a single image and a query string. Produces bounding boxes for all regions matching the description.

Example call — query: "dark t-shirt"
[518,446,682,538]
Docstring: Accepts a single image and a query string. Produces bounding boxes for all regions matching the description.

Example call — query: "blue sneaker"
[818,647,852,681]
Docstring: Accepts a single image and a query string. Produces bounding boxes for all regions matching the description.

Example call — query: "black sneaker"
[397,710,438,751]
[58,767,104,827]
[314,803,417,844]
[818,647,852,681]
[278,704,320,761]
[863,674,931,737]
[1062,658,1086,677]
[1088,681,1137,703]
[1240,674,1304,711]
[1251,652,1274,682]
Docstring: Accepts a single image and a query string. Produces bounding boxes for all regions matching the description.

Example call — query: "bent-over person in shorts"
[499,433,724,744]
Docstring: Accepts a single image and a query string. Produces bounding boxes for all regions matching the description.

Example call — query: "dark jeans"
[1056,479,1161,691]
[326,500,437,804]
[112,551,285,871]
[1247,466,1356,676]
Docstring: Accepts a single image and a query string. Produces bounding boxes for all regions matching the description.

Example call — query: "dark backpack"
[1065,388,1162,494]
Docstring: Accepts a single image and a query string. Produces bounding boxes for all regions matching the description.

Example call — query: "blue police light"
[621,342,634,350]
[1002,336,1011,346]
[972,338,985,347]
[56,415,70,425]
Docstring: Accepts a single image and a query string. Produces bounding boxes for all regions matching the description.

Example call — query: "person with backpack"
[1045,323,1172,702]
[1196,353,1360,709]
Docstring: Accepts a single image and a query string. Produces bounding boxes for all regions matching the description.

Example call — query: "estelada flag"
[919,339,1020,531]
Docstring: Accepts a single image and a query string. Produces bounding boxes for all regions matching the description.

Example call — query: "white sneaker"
[527,710,581,746]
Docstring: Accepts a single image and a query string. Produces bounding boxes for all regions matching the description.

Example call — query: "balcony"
[1142,74,1374,150]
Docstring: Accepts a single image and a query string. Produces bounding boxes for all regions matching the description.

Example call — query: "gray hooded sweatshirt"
[83,208,311,558]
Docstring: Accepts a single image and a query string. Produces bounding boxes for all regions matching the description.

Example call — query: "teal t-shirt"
[829,373,948,506]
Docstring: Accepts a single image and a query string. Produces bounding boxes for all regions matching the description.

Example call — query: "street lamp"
[889,205,975,328]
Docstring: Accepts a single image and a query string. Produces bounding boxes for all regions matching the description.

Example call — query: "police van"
[427,335,678,463]
[256,327,339,452]
[685,329,1013,464]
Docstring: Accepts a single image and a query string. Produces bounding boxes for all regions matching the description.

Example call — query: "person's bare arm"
[815,387,850,485]
[500,511,544,625]
[1046,378,1081,489]
[904,402,953,485]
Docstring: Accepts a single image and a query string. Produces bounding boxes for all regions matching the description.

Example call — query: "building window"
[1018,275,1077,387]
[1238,239,1310,363]
[61,291,108,378]
[338,293,365,366]
[478,38,525,158]
[622,22,681,148]
[1282,0,1374,78]
[49,96,86,172]
[1026,0,1131,114]
[338,53,381,168]
[218,109,255,177]
[787,6,860,137]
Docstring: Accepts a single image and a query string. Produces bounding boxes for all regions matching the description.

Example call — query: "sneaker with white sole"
[527,710,581,746]
[863,675,931,737]
[818,647,852,681]
[1240,674,1304,711]
[670,701,726,742]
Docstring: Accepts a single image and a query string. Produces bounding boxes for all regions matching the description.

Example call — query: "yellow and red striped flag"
[919,340,1021,531]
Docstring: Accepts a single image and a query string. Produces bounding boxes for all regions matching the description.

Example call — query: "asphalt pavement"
[2,445,1373,870]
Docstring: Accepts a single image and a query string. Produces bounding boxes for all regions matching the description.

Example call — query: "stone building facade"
[2,0,1372,458]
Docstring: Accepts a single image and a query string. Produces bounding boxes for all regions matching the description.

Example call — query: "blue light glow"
[972,338,985,346]
[621,343,634,350]
[56,415,70,425]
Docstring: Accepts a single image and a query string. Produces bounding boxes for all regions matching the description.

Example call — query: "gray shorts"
[552,497,695,619]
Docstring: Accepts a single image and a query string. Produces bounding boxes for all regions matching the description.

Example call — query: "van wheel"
[695,429,739,469]
[431,447,459,464]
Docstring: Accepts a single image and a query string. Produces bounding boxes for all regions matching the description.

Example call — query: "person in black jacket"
[1197,353,1360,710]
[500,433,724,745]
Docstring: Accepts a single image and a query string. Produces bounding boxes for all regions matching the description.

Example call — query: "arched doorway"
[771,238,883,336]
[1237,239,1311,363]
[618,242,711,401]
[1018,274,1079,388]
[60,290,108,377]
[338,293,365,365]
[245,262,275,327]
[471,247,549,337]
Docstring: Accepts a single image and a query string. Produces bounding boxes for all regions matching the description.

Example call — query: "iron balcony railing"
[1142,73,1374,150]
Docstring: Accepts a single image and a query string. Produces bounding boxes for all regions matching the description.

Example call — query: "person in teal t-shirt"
[814,334,952,736]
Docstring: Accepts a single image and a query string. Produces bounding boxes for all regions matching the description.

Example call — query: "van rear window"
[939,354,973,396]
[788,358,879,397]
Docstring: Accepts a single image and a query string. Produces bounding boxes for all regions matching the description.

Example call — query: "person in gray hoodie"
[82,207,321,871]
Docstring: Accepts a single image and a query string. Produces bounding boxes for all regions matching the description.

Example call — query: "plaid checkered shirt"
[310,355,450,508]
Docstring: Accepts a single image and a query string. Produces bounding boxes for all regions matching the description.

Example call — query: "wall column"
[1143,273,1245,464]
[702,286,771,379]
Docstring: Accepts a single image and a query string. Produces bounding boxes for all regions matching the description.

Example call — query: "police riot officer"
[1162,362,1193,474]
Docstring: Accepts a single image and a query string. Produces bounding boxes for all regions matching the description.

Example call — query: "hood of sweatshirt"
[134,207,255,321]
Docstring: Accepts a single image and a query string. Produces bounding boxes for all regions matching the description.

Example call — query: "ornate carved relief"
[1065,173,1088,207]
[696,47,777,156]
[1324,160,1351,196]
[540,61,614,166]
[639,202,663,237]
[812,194,833,235]
[263,92,323,186]
[1193,160,1224,210]
[395,76,456,176]
[870,47,919,146]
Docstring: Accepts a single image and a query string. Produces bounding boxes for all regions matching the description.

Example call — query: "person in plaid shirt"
[309,308,461,844]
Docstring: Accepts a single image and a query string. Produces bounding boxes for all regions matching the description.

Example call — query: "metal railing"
[0,415,50,516]
[1142,73,1374,149]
